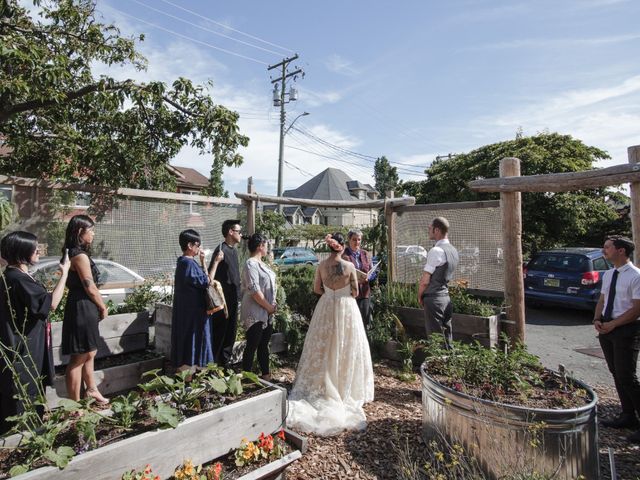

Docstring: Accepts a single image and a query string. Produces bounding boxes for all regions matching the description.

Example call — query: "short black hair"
[1,231,38,265]
[221,219,241,237]
[247,233,267,253]
[607,235,635,258]
[63,214,95,253]
[179,229,201,251]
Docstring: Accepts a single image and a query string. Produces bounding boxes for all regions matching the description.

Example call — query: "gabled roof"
[283,168,373,201]
[172,166,209,188]
[263,205,302,216]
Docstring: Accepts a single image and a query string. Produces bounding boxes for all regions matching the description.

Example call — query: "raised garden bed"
[51,311,150,366]
[391,305,500,347]
[420,341,599,479]
[45,355,164,407]
[1,371,286,480]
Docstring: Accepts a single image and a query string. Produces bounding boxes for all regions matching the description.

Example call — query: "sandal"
[86,387,109,405]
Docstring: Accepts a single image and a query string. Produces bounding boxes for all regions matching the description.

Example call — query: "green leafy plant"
[278,264,317,319]
[112,277,173,314]
[0,195,16,232]
[110,391,141,430]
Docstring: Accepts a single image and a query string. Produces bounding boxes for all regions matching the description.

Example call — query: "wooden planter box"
[6,384,287,480]
[155,303,288,362]
[391,306,500,347]
[44,356,164,408]
[50,311,150,366]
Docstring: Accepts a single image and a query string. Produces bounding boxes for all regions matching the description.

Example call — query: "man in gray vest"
[418,217,459,349]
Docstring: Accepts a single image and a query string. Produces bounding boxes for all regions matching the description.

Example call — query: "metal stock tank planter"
[420,361,599,479]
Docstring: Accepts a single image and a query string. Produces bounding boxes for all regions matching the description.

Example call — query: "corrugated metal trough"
[421,363,599,479]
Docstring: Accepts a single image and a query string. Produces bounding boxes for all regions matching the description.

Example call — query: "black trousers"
[242,322,273,375]
[599,322,640,417]
[423,294,453,349]
[356,297,372,328]
[212,288,238,367]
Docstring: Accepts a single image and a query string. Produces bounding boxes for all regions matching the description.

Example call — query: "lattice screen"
[391,201,504,293]
[92,197,242,279]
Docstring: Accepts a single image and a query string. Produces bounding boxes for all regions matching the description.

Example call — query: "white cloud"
[324,54,359,76]
[463,33,640,51]
[301,88,343,108]
[470,74,640,168]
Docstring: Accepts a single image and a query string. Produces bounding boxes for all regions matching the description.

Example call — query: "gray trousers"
[423,294,453,348]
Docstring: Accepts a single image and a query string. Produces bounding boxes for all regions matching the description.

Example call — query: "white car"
[396,245,428,259]
[30,257,167,305]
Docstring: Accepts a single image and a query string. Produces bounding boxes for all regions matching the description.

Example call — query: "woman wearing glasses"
[171,229,222,371]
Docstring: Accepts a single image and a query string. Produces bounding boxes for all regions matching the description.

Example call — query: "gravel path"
[276,362,640,480]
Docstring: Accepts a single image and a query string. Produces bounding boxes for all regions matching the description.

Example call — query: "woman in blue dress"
[171,229,221,370]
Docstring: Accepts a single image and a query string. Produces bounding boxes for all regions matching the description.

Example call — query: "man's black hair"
[221,219,241,238]
[607,235,635,258]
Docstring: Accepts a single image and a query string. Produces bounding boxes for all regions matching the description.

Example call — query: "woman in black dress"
[61,215,109,404]
[0,231,69,433]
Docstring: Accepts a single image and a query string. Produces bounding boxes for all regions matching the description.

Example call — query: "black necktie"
[603,269,619,321]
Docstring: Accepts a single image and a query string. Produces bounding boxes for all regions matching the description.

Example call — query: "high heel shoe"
[86,387,109,405]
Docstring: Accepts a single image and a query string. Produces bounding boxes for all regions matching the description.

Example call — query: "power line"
[284,160,314,178]
[291,125,428,175]
[106,6,269,65]
[157,0,295,55]
[127,0,286,57]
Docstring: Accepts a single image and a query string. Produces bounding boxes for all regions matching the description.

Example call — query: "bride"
[287,233,374,436]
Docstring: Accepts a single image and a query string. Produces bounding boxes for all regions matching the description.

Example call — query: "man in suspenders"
[418,217,459,349]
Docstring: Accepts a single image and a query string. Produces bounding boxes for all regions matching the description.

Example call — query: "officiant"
[342,229,375,328]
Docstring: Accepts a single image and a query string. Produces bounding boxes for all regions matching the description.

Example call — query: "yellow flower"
[434,451,445,462]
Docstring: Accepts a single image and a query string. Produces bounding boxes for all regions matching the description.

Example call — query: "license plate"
[544,278,560,287]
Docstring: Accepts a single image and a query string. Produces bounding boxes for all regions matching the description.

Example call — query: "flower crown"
[325,234,344,253]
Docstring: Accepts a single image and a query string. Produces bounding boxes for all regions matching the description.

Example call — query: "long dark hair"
[63,214,95,254]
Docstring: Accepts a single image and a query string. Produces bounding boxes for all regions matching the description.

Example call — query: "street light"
[285,111,309,136]
[276,111,309,210]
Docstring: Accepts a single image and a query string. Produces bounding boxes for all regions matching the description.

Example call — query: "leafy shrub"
[384,281,498,317]
[278,264,317,319]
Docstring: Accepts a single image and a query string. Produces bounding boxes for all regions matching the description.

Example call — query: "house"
[279,168,379,227]
[262,205,323,226]
[167,165,210,194]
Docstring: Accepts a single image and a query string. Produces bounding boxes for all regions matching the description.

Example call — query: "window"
[592,257,610,271]
[74,191,91,208]
[96,263,140,284]
[182,189,200,215]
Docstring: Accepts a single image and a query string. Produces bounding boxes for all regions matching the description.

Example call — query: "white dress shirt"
[423,239,450,274]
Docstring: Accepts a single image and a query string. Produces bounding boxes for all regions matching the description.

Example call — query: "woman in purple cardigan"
[342,229,374,328]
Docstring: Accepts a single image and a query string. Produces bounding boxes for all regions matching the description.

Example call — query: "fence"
[390,200,503,293]
[0,176,241,279]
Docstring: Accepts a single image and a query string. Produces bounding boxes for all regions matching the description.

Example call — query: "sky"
[88,0,639,197]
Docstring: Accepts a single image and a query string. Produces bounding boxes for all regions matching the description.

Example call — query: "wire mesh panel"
[93,196,241,279]
[392,201,503,293]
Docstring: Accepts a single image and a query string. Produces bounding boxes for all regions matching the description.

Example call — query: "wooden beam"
[235,191,415,209]
[468,163,640,193]
[395,200,500,213]
[385,191,397,282]
[245,177,256,235]
[500,158,525,343]
[0,175,241,205]
[629,146,640,263]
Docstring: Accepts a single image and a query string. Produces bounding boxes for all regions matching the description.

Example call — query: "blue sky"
[92,0,639,196]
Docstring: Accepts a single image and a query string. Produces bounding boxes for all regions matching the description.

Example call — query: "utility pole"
[268,54,304,211]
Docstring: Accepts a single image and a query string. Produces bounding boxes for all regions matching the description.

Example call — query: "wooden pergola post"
[500,158,526,343]
[385,190,396,282]
[628,145,640,263]
[245,177,256,235]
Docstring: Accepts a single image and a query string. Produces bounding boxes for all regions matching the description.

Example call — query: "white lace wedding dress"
[287,283,374,436]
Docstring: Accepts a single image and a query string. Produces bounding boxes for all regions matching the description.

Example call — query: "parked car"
[396,245,428,260]
[523,248,612,311]
[30,257,166,305]
[272,247,318,268]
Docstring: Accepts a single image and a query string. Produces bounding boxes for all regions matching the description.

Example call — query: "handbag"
[205,279,228,317]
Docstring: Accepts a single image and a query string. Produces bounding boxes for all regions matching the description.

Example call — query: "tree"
[374,156,402,197]
[0,0,248,192]
[255,211,287,242]
[403,132,619,253]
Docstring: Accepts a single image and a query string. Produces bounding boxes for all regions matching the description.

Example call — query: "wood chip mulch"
[274,362,640,480]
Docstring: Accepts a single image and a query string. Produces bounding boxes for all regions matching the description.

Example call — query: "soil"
[274,360,640,480]
[0,378,267,478]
